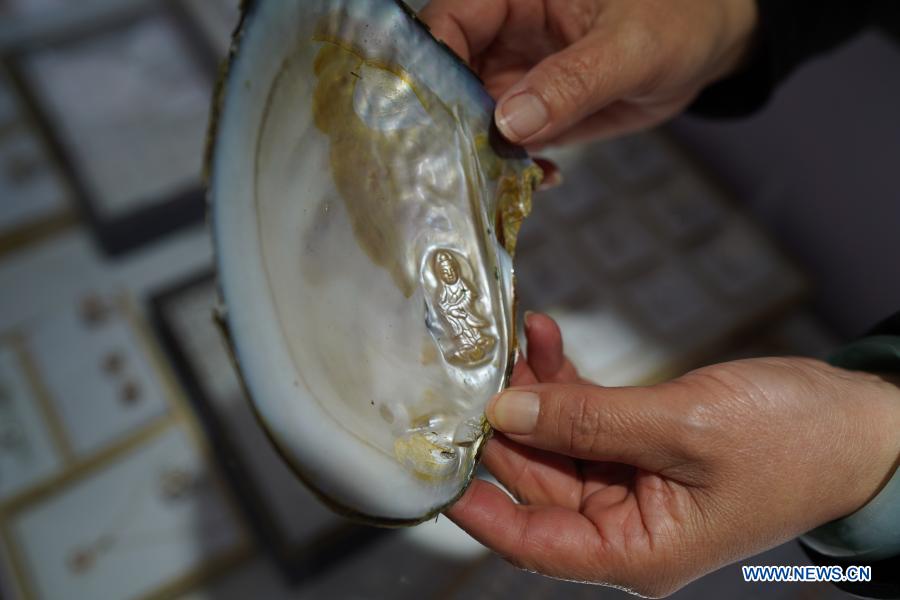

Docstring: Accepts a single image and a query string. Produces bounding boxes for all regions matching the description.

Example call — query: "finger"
[494,29,658,145]
[484,436,637,508]
[486,382,694,472]
[481,436,582,509]
[534,96,696,148]
[482,67,530,102]
[510,350,538,386]
[524,312,580,382]
[532,158,562,190]
[446,479,606,581]
[419,0,510,64]
[524,311,564,379]
[580,462,636,498]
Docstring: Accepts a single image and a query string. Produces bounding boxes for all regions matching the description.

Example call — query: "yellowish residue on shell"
[310,29,542,295]
[311,40,458,298]
[496,166,543,258]
[393,430,458,481]
[473,133,543,258]
[420,336,439,366]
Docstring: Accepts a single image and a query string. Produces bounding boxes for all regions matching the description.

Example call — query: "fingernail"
[486,391,540,434]
[533,157,562,190]
[538,169,563,191]
[523,311,536,331]
[496,92,548,142]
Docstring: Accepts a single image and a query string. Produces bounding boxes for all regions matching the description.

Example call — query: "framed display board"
[2,424,249,600]
[0,62,74,256]
[516,131,808,386]
[0,338,65,504]
[4,2,218,256]
[0,292,253,600]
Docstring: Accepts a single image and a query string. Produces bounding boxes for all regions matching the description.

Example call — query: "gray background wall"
[671,31,900,339]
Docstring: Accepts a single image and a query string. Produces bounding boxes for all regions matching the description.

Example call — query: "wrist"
[802,336,900,561]
[802,464,900,561]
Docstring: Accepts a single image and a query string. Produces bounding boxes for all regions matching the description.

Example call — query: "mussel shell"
[208,0,539,525]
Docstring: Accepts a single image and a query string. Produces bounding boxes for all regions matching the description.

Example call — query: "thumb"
[486,382,696,472]
[494,32,654,145]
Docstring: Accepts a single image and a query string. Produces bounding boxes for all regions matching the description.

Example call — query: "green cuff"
[828,335,900,374]
[800,335,900,561]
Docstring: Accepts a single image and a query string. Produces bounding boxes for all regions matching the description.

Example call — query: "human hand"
[420,0,758,146]
[448,313,900,597]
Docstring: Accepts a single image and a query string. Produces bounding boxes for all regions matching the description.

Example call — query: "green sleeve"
[800,335,900,561]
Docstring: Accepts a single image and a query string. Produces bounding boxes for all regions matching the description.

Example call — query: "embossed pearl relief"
[429,250,496,368]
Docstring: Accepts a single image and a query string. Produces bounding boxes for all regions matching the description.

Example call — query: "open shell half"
[209,0,541,525]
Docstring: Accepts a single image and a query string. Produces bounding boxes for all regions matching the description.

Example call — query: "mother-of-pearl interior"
[212,0,540,523]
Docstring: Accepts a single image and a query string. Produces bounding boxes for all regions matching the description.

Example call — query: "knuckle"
[665,364,756,458]
[619,22,670,95]
[550,0,602,42]
[618,18,663,60]
[680,363,755,408]
[612,5,712,97]
[556,389,601,455]
[538,54,599,116]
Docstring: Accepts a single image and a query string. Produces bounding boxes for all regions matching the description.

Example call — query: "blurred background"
[0,0,898,598]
